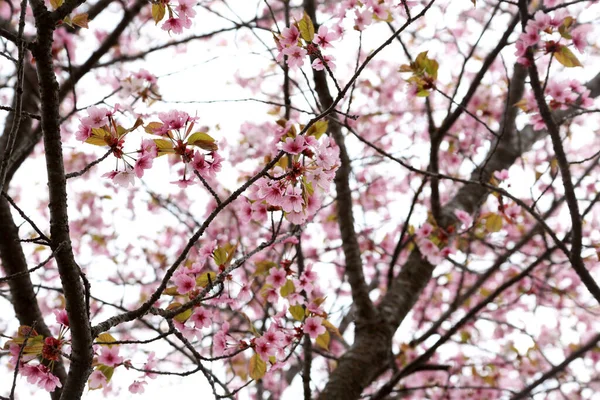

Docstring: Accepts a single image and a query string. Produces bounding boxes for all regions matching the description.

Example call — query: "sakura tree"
[1,0,600,399]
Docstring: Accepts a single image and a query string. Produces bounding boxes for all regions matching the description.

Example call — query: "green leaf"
[72,13,89,29]
[485,214,503,233]
[85,128,111,146]
[213,246,228,267]
[22,336,44,355]
[249,353,267,380]
[280,279,295,297]
[163,286,180,296]
[166,302,192,323]
[196,271,217,287]
[145,121,163,134]
[558,16,574,39]
[151,3,165,24]
[50,0,63,9]
[153,139,175,156]
[298,12,315,42]
[554,46,582,68]
[96,332,117,347]
[289,305,305,321]
[315,330,330,350]
[307,120,328,139]
[254,260,277,276]
[187,132,218,151]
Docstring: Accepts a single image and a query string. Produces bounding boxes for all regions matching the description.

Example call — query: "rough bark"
[316,50,600,400]
[0,60,67,400]
[29,1,94,398]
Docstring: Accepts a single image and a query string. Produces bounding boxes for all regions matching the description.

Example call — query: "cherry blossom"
[303,317,326,339]
[98,346,123,368]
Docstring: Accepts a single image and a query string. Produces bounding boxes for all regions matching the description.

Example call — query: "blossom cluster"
[76,107,222,188]
[515,11,590,67]
[342,0,392,31]
[275,21,339,71]
[5,311,70,393]
[146,110,223,187]
[120,69,161,104]
[248,132,339,225]
[152,0,197,34]
[516,79,593,130]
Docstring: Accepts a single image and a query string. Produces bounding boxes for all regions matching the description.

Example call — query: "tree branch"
[29,0,94,397]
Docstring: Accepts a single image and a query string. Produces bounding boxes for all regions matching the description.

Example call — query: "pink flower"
[283,45,307,69]
[303,265,318,281]
[531,11,550,31]
[38,370,62,392]
[280,186,304,213]
[53,309,69,326]
[174,273,196,294]
[190,307,212,329]
[240,199,253,223]
[254,336,276,361]
[370,1,389,20]
[81,106,109,128]
[571,25,592,53]
[454,209,473,228]
[172,177,195,187]
[303,316,326,339]
[129,380,147,394]
[418,239,442,264]
[521,25,540,47]
[213,329,231,356]
[251,201,268,221]
[258,181,283,206]
[280,24,300,47]
[494,169,509,180]
[295,275,314,294]
[264,326,286,348]
[281,135,307,154]
[20,364,45,384]
[143,352,158,379]
[140,139,158,158]
[416,222,433,238]
[199,240,216,262]
[162,17,184,34]
[285,209,308,224]
[237,284,252,302]
[191,151,208,173]
[314,25,339,49]
[176,0,196,19]
[103,169,135,187]
[98,346,123,367]
[515,39,527,58]
[505,204,521,220]
[354,9,372,31]
[88,370,108,389]
[134,155,153,178]
[312,54,336,71]
[263,286,279,303]
[266,268,287,288]
[75,124,92,141]
[207,151,223,177]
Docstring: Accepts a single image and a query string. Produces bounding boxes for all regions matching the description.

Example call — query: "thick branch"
[29,0,93,398]
[518,0,600,305]
[303,0,377,327]
[0,53,67,399]
[319,60,600,398]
